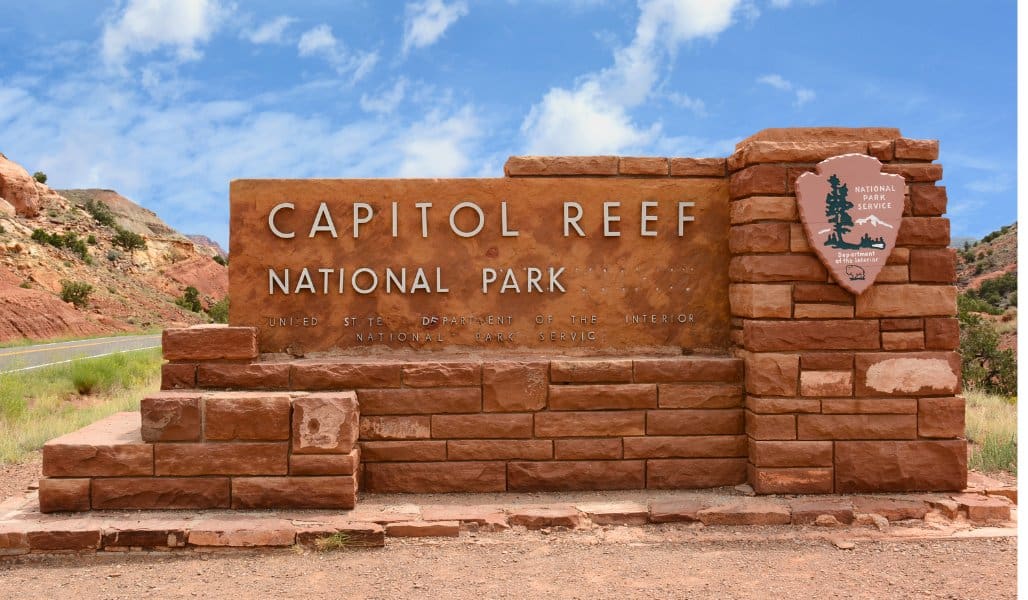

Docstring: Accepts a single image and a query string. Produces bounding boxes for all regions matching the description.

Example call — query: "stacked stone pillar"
[727,128,966,493]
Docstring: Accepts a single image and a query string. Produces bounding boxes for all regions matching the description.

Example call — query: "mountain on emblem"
[795,154,905,295]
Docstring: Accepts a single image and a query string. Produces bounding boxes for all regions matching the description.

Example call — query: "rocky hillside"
[0,152,227,343]
[955,222,1017,351]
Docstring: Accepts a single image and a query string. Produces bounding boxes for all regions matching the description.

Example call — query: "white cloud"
[101,0,230,68]
[402,0,469,55]
[245,16,296,45]
[360,78,409,114]
[521,0,744,154]
[398,106,480,176]
[297,24,379,82]
[757,73,815,106]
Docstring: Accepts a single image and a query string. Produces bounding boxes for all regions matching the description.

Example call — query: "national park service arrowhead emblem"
[795,154,905,295]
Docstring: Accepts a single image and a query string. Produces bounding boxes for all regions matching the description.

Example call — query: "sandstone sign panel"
[230,177,731,354]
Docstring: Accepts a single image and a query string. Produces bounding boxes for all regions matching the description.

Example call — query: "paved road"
[0,334,162,374]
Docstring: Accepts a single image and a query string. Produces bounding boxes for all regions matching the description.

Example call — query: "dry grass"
[965,389,1017,474]
[0,348,161,463]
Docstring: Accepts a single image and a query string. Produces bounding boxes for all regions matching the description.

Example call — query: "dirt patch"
[0,453,40,503]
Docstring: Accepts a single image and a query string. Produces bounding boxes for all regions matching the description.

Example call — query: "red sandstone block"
[797,414,917,440]
[359,415,431,440]
[729,196,797,224]
[162,326,257,361]
[294,522,386,548]
[647,409,743,436]
[793,304,854,319]
[553,438,622,460]
[698,500,793,524]
[361,440,447,462]
[894,138,939,161]
[291,361,402,390]
[535,411,644,437]
[909,248,956,282]
[43,412,153,477]
[789,223,811,253]
[730,283,792,318]
[141,392,201,442]
[197,363,290,390]
[856,285,955,318]
[896,217,950,246]
[419,506,509,530]
[402,362,481,387]
[22,522,103,552]
[882,331,925,351]
[357,387,480,416]
[293,392,360,453]
[745,411,795,440]
[737,140,868,165]
[633,357,742,383]
[548,384,656,410]
[431,413,533,439]
[800,353,853,370]
[880,318,923,331]
[103,525,188,548]
[203,392,291,440]
[882,163,943,182]
[290,449,359,475]
[482,361,548,412]
[575,501,649,526]
[447,439,553,460]
[187,518,296,547]
[868,140,894,161]
[744,320,880,352]
[729,255,828,283]
[729,223,791,254]
[550,359,632,383]
[729,164,787,197]
[748,466,834,494]
[508,460,645,491]
[155,443,287,476]
[646,458,747,489]
[918,397,965,438]
[161,363,196,390]
[386,521,460,538]
[792,283,851,303]
[748,440,833,467]
[658,383,743,409]
[504,156,618,176]
[952,493,1012,523]
[669,157,726,177]
[877,265,910,283]
[745,396,820,414]
[38,478,90,513]
[648,499,706,522]
[835,440,967,492]
[799,370,852,397]
[92,477,230,509]
[232,476,357,509]
[790,498,855,524]
[851,497,929,521]
[854,351,961,396]
[364,461,507,493]
[786,166,816,192]
[820,398,917,414]
[508,506,584,529]
[910,185,947,216]
[619,156,668,175]
[924,318,959,350]
[745,353,799,396]
[623,435,746,459]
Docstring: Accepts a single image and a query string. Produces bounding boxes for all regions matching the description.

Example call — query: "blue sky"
[0,0,1016,248]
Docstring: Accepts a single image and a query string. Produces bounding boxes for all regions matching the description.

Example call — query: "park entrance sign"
[36,128,968,513]
[229,177,731,355]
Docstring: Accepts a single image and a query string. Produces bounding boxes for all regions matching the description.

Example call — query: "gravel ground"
[0,453,40,501]
[0,528,1016,599]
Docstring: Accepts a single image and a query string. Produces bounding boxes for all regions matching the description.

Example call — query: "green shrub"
[18,281,30,289]
[0,223,5,234]
[106,249,122,262]
[86,234,97,245]
[208,297,229,323]
[175,286,202,312]
[84,199,117,228]
[33,171,47,184]
[31,228,88,260]
[213,254,227,266]
[60,280,93,308]
[112,227,146,251]
[959,308,1016,396]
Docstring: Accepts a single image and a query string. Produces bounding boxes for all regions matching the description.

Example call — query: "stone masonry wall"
[725,128,966,494]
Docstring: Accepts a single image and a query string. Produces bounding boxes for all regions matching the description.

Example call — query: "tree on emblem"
[823,174,855,249]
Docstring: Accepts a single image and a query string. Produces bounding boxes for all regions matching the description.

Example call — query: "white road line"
[0,345,162,374]
[0,334,160,354]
